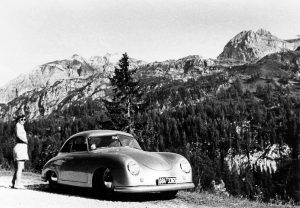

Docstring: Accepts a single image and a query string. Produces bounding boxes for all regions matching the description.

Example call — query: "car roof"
[70,130,133,138]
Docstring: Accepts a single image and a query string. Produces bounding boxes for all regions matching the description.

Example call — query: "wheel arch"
[92,167,107,188]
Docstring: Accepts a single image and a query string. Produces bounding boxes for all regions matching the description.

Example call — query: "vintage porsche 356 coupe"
[42,130,195,197]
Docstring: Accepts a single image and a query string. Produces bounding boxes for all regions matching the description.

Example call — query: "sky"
[0,0,299,87]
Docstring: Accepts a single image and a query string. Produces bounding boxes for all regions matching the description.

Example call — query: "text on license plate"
[158,177,176,185]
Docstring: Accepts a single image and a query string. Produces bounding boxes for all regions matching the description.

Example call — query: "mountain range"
[1,29,300,121]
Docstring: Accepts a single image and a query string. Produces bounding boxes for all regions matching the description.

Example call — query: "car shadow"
[25,183,177,202]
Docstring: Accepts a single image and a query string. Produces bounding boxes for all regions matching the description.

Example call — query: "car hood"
[94,147,173,171]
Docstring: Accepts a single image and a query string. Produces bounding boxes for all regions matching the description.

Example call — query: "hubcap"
[50,172,58,182]
[103,169,112,189]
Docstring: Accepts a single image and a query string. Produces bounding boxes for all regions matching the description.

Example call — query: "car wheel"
[161,190,178,199]
[48,171,58,190]
[93,168,114,196]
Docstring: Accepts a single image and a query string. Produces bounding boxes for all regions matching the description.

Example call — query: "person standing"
[11,115,29,189]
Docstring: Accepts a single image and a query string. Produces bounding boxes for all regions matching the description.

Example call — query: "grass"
[178,191,298,208]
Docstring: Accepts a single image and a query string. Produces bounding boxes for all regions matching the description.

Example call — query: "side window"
[71,136,87,152]
[60,139,73,153]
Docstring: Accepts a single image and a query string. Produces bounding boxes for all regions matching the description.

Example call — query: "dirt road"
[1,172,292,208]
[0,172,202,208]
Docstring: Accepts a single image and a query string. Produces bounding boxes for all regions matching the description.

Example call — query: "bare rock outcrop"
[0,54,222,120]
[0,54,143,104]
[218,29,300,62]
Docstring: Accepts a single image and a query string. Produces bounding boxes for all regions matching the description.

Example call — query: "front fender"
[41,156,63,181]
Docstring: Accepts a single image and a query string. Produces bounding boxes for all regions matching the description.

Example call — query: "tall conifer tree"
[110,53,139,132]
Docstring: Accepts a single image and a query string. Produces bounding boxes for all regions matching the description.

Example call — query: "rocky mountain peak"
[71,54,87,63]
[218,29,300,62]
[103,53,122,63]
[256,28,272,36]
[0,54,147,104]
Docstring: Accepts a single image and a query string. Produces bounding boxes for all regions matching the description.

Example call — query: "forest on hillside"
[0,54,299,203]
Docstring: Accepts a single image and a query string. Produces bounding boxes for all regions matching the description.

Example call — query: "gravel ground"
[0,171,202,208]
[1,171,296,208]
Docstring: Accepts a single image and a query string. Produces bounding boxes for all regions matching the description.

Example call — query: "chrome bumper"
[114,182,195,193]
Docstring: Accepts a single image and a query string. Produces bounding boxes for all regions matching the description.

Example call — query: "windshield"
[88,134,142,150]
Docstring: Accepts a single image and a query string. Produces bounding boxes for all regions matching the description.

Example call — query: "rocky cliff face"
[0,55,96,104]
[137,55,222,81]
[218,29,300,62]
[0,53,144,104]
[0,74,111,121]
[0,55,218,121]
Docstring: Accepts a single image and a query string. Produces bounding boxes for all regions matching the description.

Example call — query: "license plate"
[158,177,176,185]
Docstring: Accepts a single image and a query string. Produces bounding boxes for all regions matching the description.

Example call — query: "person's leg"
[14,160,25,188]
[11,161,17,187]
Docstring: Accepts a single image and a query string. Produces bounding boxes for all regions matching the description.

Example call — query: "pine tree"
[110,53,139,132]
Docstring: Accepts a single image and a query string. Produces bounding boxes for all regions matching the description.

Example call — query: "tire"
[93,168,114,196]
[161,190,178,199]
[48,171,59,190]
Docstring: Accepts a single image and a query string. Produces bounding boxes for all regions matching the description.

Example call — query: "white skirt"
[13,143,29,161]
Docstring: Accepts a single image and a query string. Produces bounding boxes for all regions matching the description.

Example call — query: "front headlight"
[127,160,140,175]
[180,160,191,173]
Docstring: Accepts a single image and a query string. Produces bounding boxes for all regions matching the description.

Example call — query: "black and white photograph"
[0,0,299,207]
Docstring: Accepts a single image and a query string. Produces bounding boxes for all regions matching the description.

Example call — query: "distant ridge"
[0,54,144,104]
[1,29,300,120]
[0,54,220,120]
[218,28,300,62]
